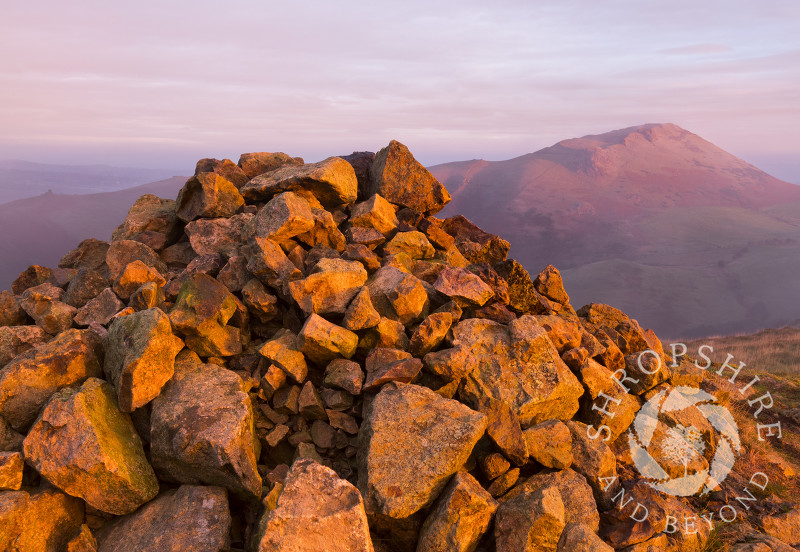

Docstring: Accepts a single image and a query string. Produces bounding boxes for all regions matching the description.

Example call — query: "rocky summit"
[0,140,797,551]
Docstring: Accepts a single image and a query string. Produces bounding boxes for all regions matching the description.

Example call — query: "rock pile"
[0,139,796,551]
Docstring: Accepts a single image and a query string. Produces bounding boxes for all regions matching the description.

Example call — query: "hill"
[685,326,800,375]
[0,176,186,290]
[430,123,800,338]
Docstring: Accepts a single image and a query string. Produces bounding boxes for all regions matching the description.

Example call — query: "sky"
[1,0,799,182]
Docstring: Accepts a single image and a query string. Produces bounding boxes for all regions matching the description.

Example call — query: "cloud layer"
[1,0,798,180]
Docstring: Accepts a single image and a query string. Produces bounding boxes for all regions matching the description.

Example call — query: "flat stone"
[297,314,358,365]
[175,173,245,222]
[104,307,184,412]
[358,382,487,518]
[0,488,83,551]
[23,378,159,515]
[369,140,451,215]
[289,258,368,315]
[259,329,308,383]
[95,485,231,552]
[150,360,262,499]
[0,328,103,431]
[241,157,358,208]
[253,458,373,552]
[417,471,498,552]
[434,266,494,307]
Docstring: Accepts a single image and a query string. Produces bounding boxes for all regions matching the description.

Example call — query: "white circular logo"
[628,386,742,497]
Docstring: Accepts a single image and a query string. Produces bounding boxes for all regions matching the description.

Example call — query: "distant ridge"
[430,123,800,338]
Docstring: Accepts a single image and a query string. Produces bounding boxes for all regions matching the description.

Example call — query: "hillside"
[685,326,800,375]
[0,176,186,290]
[430,123,800,339]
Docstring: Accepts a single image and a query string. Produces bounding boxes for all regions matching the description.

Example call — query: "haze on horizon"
[1,0,799,182]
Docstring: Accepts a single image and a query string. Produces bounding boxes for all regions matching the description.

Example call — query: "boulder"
[536,315,583,353]
[433,267,494,307]
[73,288,126,327]
[383,231,435,259]
[104,307,184,412]
[112,260,166,300]
[0,325,47,366]
[184,213,254,257]
[19,284,76,335]
[105,240,167,280]
[241,279,280,323]
[59,238,109,271]
[289,258,368,315]
[95,485,231,552]
[0,328,103,431]
[577,358,639,442]
[366,266,430,326]
[249,191,316,242]
[479,397,529,467]
[523,420,573,469]
[195,157,250,187]
[23,378,159,515]
[150,360,262,499]
[495,485,565,552]
[111,194,178,243]
[416,471,498,552]
[349,194,398,235]
[534,265,570,305]
[66,524,97,552]
[297,314,358,364]
[63,269,110,308]
[253,458,373,552]
[324,358,364,395]
[432,316,583,427]
[566,421,619,509]
[237,151,303,179]
[0,291,27,327]
[241,157,358,208]
[363,348,422,391]
[480,453,511,481]
[358,382,487,518]
[259,329,308,383]
[342,287,381,331]
[0,488,83,551]
[369,140,451,215]
[244,237,302,291]
[493,259,550,314]
[558,523,613,552]
[440,216,509,265]
[11,265,53,295]
[175,173,245,222]
[513,468,600,533]
[0,451,23,490]
[409,312,452,357]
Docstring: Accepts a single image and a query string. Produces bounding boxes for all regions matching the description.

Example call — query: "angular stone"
[495,485,565,552]
[19,284,76,335]
[0,325,47,366]
[367,266,430,326]
[342,287,381,331]
[363,349,422,391]
[384,231,435,260]
[0,488,83,551]
[417,471,498,552]
[150,360,262,499]
[289,258,368,315]
[441,216,510,265]
[217,256,253,292]
[487,467,519,498]
[523,420,573,469]
[0,451,23,490]
[0,291,26,327]
[434,267,494,307]
[297,314,358,364]
[763,508,800,547]
[238,151,303,179]
[169,273,242,357]
[296,208,347,251]
[479,397,529,467]
[129,281,164,311]
[104,307,184,412]
[244,237,302,291]
[253,458,373,552]
[259,329,308,383]
[12,265,53,295]
[105,239,167,280]
[59,238,109,271]
[369,140,451,215]
[0,417,24,452]
[184,213,253,257]
[95,485,231,552]
[241,157,358,208]
[534,265,570,305]
[340,151,375,199]
[480,453,511,481]
[66,524,97,552]
[112,194,178,243]
[63,269,109,308]
[409,312,452,357]
[298,381,327,421]
[349,194,398,235]
[324,358,364,395]
[358,382,487,518]
[566,421,619,509]
[196,156,250,187]
[73,288,125,327]
[327,410,359,435]
[176,173,245,222]
[241,279,279,323]
[249,191,316,242]
[23,378,159,515]
[433,316,583,427]
[0,328,102,431]
[345,226,386,249]
[513,469,600,533]
[112,260,166,300]
[558,523,613,552]
[536,315,583,353]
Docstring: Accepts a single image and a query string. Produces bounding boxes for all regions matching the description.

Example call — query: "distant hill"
[0,176,186,290]
[430,123,800,338]
[0,160,181,205]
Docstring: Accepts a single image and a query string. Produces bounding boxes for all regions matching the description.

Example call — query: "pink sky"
[1,1,799,182]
